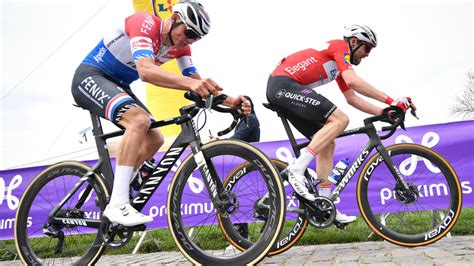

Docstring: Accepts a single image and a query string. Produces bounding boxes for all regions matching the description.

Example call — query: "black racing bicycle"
[224,103,462,256]
[14,92,286,265]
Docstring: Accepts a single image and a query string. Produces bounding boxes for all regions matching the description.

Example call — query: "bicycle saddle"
[262,102,279,112]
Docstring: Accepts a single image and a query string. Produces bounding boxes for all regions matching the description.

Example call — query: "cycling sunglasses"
[363,43,374,53]
[184,26,201,41]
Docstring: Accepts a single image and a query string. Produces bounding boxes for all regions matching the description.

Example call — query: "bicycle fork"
[377,145,419,203]
[189,140,236,218]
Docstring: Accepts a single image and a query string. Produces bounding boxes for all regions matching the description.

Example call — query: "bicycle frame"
[273,107,410,203]
[48,105,226,229]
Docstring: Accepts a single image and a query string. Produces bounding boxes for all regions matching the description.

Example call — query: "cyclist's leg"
[134,128,164,169]
[267,76,338,200]
[316,140,335,196]
[121,87,165,170]
[72,65,153,226]
[306,108,348,156]
[310,110,356,222]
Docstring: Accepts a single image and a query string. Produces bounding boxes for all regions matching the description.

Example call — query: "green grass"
[2,208,474,261]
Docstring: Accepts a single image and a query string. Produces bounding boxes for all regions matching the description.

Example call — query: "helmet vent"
[187,6,197,24]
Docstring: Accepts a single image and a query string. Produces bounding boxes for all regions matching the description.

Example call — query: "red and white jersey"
[271,40,353,92]
[83,12,197,85]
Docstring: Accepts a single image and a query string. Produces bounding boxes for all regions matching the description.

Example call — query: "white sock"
[109,165,134,208]
[289,147,316,175]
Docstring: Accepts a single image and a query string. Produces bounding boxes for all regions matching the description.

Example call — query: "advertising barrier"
[1,120,473,240]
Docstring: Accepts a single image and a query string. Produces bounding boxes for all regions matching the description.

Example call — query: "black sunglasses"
[184,27,201,41]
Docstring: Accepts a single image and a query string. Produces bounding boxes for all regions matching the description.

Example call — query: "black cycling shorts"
[71,64,154,127]
[266,76,337,139]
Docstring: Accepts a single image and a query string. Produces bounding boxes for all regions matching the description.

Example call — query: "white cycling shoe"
[103,203,153,227]
[287,169,316,201]
[335,210,356,224]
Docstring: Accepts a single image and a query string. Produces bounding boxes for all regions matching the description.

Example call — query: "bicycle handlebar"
[182,91,244,136]
[363,106,417,140]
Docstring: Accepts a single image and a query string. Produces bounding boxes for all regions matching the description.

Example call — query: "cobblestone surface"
[2,235,474,265]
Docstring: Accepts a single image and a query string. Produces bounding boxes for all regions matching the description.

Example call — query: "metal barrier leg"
[368,213,390,239]
[132,230,160,255]
[0,241,17,260]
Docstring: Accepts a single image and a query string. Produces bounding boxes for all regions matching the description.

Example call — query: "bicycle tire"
[15,161,109,265]
[223,159,309,256]
[167,139,286,265]
[358,143,462,246]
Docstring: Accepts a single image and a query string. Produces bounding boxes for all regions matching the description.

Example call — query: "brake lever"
[205,94,214,110]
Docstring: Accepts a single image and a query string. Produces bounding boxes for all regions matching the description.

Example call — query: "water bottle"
[328,158,350,184]
[130,158,156,191]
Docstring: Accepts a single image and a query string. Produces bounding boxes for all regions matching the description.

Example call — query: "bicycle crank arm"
[287,207,306,214]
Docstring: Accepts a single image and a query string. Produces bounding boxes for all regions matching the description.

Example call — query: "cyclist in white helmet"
[71,0,250,227]
[266,24,415,224]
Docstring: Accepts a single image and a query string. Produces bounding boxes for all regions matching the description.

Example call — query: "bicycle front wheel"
[358,143,462,246]
[167,140,286,265]
[14,161,109,265]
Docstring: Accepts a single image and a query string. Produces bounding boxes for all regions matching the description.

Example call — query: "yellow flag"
[132,0,189,137]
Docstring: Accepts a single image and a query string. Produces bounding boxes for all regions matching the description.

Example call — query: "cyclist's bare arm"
[136,58,221,97]
[343,89,383,115]
[189,72,202,79]
[341,69,390,104]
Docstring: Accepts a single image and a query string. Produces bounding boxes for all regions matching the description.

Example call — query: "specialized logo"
[333,148,370,197]
[344,52,351,64]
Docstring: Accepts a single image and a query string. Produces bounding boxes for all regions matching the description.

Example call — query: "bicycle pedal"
[334,221,348,229]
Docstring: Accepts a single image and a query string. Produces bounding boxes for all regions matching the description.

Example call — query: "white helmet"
[173,1,210,38]
[343,24,377,47]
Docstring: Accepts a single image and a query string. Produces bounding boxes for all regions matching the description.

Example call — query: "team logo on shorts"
[276,89,287,99]
[344,52,351,64]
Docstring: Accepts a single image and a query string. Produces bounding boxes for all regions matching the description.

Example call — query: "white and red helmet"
[343,24,377,47]
[173,1,211,38]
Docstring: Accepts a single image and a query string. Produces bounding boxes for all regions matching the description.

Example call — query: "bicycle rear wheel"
[223,159,309,256]
[358,143,462,246]
[167,140,286,265]
[14,161,109,265]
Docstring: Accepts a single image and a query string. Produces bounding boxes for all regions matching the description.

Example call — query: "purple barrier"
[1,120,473,240]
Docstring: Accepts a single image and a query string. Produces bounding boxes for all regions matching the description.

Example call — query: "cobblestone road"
[3,235,474,265]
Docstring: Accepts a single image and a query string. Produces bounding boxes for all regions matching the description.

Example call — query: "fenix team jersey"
[271,40,353,92]
[82,12,197,85]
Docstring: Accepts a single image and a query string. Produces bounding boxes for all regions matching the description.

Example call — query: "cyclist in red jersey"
[71,1,250,227]
[266,25,415,224]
